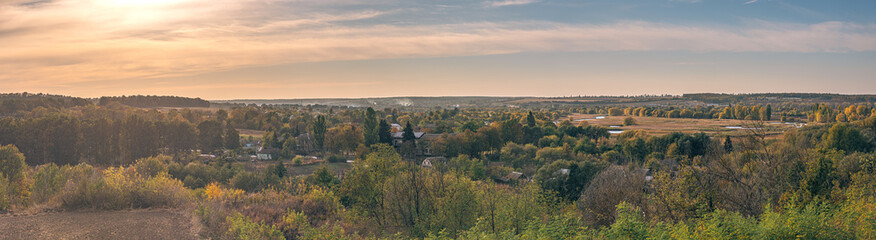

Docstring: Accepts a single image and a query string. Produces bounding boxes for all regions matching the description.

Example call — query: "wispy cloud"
[744,0,759,5]
[1,0,875,91]
[487,0,540,7]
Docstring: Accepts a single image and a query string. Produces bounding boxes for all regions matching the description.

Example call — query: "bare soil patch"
[0,209,199,240]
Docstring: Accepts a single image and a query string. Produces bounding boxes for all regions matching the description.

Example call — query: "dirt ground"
[0,209,200,240]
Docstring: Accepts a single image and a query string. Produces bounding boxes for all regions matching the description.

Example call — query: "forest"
[0,94,875,239]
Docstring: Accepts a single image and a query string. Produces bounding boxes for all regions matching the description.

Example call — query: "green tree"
[378,119,393,144]
[224,126,240,149]
[363,107,379,146]
[824,123,872,153]
[403,122,416,143]
[724,136,733,153]
[0,145,26,181]
[198,120,224,153]
[623,117,637,126]
[526,111,537,127]
[313,115,327,154]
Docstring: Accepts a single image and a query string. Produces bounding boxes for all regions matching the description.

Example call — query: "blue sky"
[0,0,874,99]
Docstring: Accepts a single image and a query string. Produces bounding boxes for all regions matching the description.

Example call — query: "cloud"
[744,0,759,5]
[1,0,875,90]
[488,0,540,7]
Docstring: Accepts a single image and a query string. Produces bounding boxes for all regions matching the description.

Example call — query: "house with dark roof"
[391,132,442,156]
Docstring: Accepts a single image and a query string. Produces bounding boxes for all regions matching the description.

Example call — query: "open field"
[0,209,198,240]
[244,160,353,177]
[236,128,266,138]
[566,114,803,137]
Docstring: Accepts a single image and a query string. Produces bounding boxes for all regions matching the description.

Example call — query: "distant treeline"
[0,93,90,115]
[99,95,210,108]
[0,112,239,166]
[684,93,876,104]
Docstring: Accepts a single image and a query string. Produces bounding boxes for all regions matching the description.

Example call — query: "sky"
[1,0,875,99]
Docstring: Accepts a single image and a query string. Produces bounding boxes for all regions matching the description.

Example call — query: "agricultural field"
[566,113,803,137]
[0,210,198,239]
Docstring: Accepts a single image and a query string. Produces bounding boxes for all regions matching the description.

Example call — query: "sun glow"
[100,0,186,7]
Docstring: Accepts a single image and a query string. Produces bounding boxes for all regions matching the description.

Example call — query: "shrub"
[0,176,9,212]
[301,187,341,224]
[60,164,131,210]
[292,157,303,166]
[133,155,170,178]
[171,162,220,188]
[0,145,26,181]
[135,173,191,208]
[757,203,850,240]
[623,117,637,126]
[204,182,244,204]
[283,210,310,238]
[60,164,191,210]
[31,163,67,204]
[225,212,285,240]
[601,202,648,239]
[231,171,264,192]
[326,155,346,163]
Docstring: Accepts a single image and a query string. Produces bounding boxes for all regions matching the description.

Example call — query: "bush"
[135,173,191,208]
[225,212,285,240]
[623,117,637,126]
[758,202,850,240]
[326,155,346,163]
[283,210,310,238]
[171,162,220,188]
[60,164,130,210]
[301,187,341,224]
[0,176,9,212]
[60,164,191,210]
[231,171,264,192]
[0,145,26,181]
[31,163,67,204]
[292,157,303,166]
[133,155,170,178]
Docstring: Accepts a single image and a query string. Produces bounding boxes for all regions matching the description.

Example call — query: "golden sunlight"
[99,0,185,7]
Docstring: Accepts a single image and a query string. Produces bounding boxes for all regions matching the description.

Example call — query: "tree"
[224,126,240,149]
[378,119,393,144]
[623,117,637,126]
[363,107,379,146]
[269,160,287,179]
[760,104,772,121]
[526,111,537,127]
[824,123,872,153]
[313,115,327,154]
[402,122,416,143]
[0,145,26,181]
[325,125,363,155]
[198,120,224,153]
[581,165,646,226]
[724,136,733,153]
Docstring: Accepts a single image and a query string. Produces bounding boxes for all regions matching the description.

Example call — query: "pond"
[609,130,624,134]
[724,126,766,130]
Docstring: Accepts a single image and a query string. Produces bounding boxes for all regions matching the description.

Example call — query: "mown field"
[566,113,801,137]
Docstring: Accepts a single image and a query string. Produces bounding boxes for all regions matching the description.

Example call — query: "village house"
[391,132,441,156]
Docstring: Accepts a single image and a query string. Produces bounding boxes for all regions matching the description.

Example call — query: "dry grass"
[243,160,352,178]
[237,129,266,138]
[565,114,800,137]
